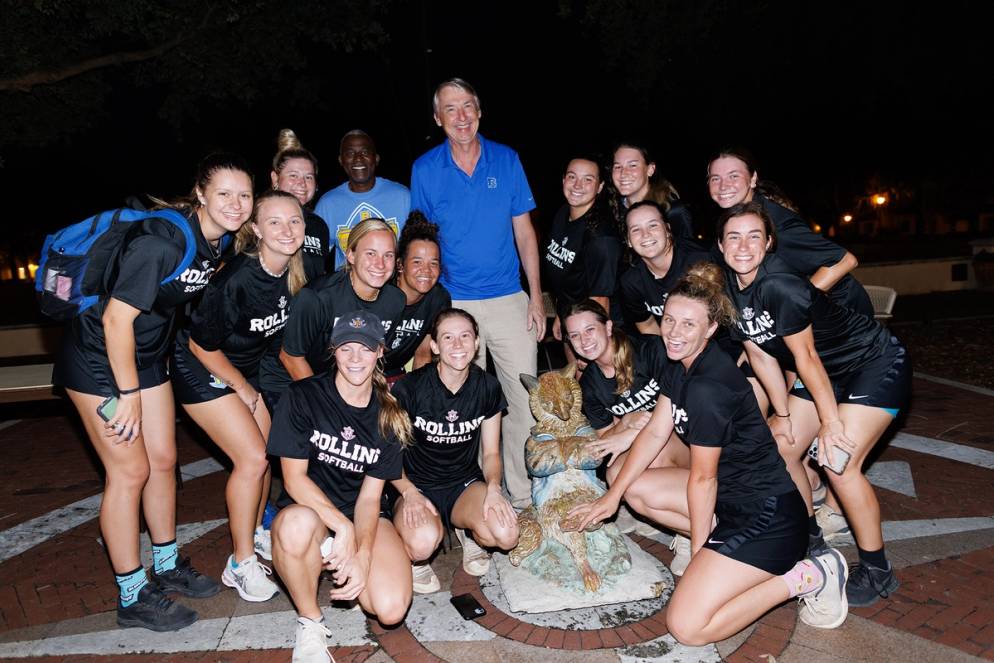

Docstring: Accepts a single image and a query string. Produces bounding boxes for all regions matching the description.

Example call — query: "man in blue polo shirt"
[410,78,545,509]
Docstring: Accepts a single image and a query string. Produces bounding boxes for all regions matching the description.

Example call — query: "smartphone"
[450,593,487,620]
[97,396,118,423]
[807,439,850,475]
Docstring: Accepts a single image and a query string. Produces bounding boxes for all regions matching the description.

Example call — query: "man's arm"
[511,211,546,339]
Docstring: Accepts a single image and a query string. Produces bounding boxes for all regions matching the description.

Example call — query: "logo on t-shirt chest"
[608,378,660,416]
[414,414,485,444]
[310,427,380,472]
[303,235,323,255]
[249,299,289,337]
[736,307,777,344]
[390,317,423,348]
[644,293,667,317]
[178,261,215,293]
[545,236,577,270]
[671,402,689,435]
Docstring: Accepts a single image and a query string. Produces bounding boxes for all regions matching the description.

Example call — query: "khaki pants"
[453,292,537,507]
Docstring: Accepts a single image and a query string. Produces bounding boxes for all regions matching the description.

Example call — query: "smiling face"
[254,197,305,261]
[661,295,717,368]
[347,229,396,294]
[719,213,773,287]
[564,311,612,363]
[612,147,655,202]
[197,168,254,239]
[434,85,481,147]
[626,205,672,261]
[707,156,757,209]
[430,314,479,372]
[334,341,382,388]
[339,134,379,193]
[271,157,317,206]
[397,239,441,299]
[562,158,603,214]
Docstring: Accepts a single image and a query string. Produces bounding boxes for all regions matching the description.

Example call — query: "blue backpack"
[35,208,226,321]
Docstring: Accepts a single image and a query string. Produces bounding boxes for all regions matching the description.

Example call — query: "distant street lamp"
[842,214,853,223]
[872,193,888,206]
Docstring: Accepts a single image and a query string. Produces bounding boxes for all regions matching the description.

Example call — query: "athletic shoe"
[668,534,692,577]
[116,584,198,632]
[222,554,279,602]
[815,505,851,542]
[846,560,900,608]
[811,481,827,509]
[799,548,849,629]
[292,617,334,663]
[412,562,441,594]
[254,527,273,561]
[151,556,220,598]
[455,528,491,576]
[808,531,831,557]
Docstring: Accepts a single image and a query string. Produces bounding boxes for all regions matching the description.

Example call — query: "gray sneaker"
[799,548,849,629]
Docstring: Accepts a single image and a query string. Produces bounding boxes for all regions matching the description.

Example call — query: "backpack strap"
[149,209,198,285]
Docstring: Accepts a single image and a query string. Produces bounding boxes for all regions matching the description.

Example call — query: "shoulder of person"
[413,143,448,169]
[375,177,411,195]
[209,253,252,288]
[686,373,736,408]
[314,183,351,207]
[308,269,347,293]
[380,283,407,310]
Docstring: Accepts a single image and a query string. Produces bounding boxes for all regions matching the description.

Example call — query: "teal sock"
[115,566,148,607]
[230,555,239,570]
[152,539,178,574]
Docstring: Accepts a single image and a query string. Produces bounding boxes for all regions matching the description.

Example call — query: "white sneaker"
[614,506,639,534]
[292,616,334,663]
[811,481,827,509]
[799,548,849,629]
[816,505,851,542]
[455,528,491,576]
[254,526,273,561]
[412,562,441,594]
[221,554,279,602]
[668,534,692,576]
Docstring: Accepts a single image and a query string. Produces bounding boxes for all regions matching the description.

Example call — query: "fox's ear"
[520,373,539,391]
[560,363,576,379]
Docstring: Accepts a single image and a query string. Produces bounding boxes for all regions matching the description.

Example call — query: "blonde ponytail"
[372,368,413,447]
[672,261,737,327]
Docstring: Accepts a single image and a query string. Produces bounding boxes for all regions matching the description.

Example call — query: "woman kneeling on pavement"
[569,263,848,645]
[390,308,519,592]
[267,311,412,663]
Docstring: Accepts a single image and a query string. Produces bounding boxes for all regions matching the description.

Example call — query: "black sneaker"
[151,556,220,598]
[808,531,831,557]
[846,560,899,607]
[117,584,198,631]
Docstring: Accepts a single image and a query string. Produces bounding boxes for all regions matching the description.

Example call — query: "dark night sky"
[2,1,992,247]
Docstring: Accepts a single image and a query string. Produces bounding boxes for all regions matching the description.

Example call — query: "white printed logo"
[446,410,459,422]
[487,177,497,189]
[742,307,755,321]
[391,336,402,349]
[278,296,287,309]
[342,426,355,441]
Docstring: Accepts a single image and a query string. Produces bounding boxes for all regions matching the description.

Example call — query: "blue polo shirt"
[410,135,535,300]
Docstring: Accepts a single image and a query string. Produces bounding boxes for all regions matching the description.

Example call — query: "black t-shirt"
[579,334,670,430]
[72,213,223,368]
[759,195,872,316]
[619,237,712,325]
[383,283,452,374]
[659,342,795,503]
[392,364,507,490]
[664,201,694,240]
[267,375,403,519]
[176,253,290,376]
[543,204,623,318]
[302,209,331,281]
[726,255,890,377]
[260,269,405,393]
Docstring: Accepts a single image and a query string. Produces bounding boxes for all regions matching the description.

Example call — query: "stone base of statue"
[495,534,672,614]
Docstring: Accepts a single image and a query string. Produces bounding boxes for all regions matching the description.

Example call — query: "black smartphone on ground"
[450,593,486,620]
[97,396,118,423]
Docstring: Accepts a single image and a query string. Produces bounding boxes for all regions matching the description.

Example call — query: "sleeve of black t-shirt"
[366,436,403,481]
[583,236,623,297]
[764,274,816,337]
[775,218,847,276]
[189,278,237,352]
[580,371,613,430]
[282,287,325,357]
[665,203,694,240]
[266,383,313,459]
[619,269,652,325]
[639,336,670,383]
[110,234,183,313]
[682,380,735,448]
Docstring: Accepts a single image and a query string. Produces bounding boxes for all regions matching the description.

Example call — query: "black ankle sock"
[808,514,821,537]
[857,546,888,569]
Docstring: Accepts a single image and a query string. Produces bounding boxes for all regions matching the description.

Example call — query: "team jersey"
[175,253,290,376]
[542,204,623,319]
[579,334,670,430]
[725,254,890,377]
[259,269,405,393]
[71,212,224,369]
[267,375,403,519]
[301,210,331,281]
[392,364,506,490]
[619,237,712,325]
[383,283,451,374]
[659,341,795,503]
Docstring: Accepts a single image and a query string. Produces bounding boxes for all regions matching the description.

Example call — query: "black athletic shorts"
[790,335,911,416]
[170,342,260,406]
[703,490,807,575]
[52,335,169,396]
[404,474,484,531]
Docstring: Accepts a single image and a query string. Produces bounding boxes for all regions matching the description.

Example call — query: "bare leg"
[391,495,444,562]
[271,505,326,620]
[356,519,413,625]
[451,482,519,550]
[620,467,691,535]
[138,383,178,544]
[606,431,689,486]
[773,395,821,515]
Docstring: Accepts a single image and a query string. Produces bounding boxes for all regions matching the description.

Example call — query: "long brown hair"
[565,299,635,395]
[235,190,308,296]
